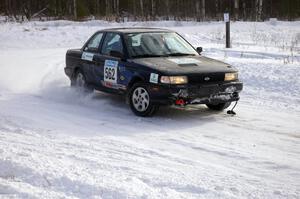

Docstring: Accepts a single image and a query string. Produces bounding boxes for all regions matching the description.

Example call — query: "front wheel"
[128,83,159,117]
[206,102,231,111]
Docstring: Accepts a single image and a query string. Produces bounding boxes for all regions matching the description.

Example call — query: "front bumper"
[149,81,243,105]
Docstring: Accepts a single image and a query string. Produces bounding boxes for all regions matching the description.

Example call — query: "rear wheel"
[71,70,93,93]
[129,83,158,117]
[206,102,231,111]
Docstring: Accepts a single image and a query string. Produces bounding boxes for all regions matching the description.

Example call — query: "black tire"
[206,102,231,111]
[128,83,159,117]
[71,69,93,93]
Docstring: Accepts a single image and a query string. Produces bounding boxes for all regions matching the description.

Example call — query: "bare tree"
[166,0,170,20]
[113,0,119,16]
[242,0,247,20]
[196,0,200,21]
[73,0,77,20]
[96,0,100,16]
[139,0,144,18]
[151,0,155,20]
[256,0,263,21]
[215,0,219,19]
[0,0,299,22]
[234,0,239,20]
[105,0,110,18]
[201,0,205,20]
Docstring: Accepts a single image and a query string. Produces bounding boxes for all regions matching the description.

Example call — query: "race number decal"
[104,60,118,84]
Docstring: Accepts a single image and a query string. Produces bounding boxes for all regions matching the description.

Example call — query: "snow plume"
[0,48,66,93]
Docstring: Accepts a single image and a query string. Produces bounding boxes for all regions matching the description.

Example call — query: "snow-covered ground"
[0,20,300,199]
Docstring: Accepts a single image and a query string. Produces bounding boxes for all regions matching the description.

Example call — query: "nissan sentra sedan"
[65,28,243,116]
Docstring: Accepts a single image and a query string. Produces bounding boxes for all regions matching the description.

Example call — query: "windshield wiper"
[166,53,195,57]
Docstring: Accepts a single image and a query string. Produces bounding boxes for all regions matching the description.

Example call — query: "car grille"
[188,72,225,84]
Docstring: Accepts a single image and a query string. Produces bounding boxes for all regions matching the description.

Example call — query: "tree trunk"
[201,0,205,20]
[166,0,170,20]
[256,0,263,21]
[22,1,31,20]
[96,0,100,17]
[115,0,119,21]
[105,0,110,18]
[243,0,246,20]
[196,0,200,21]
[215,0,219,19]
[132,0,136,20]
[73,0,77,20]
[139,0,144,19]
[5,0,10,16]
[234,0,239,20]
[151,0,155,20]
[114,0,119,16]
[117,0,119,16]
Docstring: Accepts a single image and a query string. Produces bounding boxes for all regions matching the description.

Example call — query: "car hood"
[129,56,236,75]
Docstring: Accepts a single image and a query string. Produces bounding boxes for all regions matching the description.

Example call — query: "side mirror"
[196,47,203,54]
[110,50,124,59]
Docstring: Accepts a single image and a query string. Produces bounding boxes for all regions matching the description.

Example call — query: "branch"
[31,7,48,19]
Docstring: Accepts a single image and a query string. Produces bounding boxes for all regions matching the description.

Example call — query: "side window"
[101,33,123,56]
[85,33,103,52]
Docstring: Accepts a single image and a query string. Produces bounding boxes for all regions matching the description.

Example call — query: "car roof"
[100,27,174,34]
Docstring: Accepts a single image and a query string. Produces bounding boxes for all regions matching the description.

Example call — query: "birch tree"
[257,0,263,21]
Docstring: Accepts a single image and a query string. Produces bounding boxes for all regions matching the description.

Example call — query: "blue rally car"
[65,28,243,116]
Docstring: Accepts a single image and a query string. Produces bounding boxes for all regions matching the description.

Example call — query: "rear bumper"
[149,81,243,105]
[64,67,73,79]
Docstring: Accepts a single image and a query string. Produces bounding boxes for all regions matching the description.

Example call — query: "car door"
[81,32,104,84]
[93,32,126,90]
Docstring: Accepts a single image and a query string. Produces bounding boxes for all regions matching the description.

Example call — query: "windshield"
[124,32,198,58]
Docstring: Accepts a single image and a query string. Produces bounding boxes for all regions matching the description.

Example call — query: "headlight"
[160,76,188,84]
[224,72,238,81]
